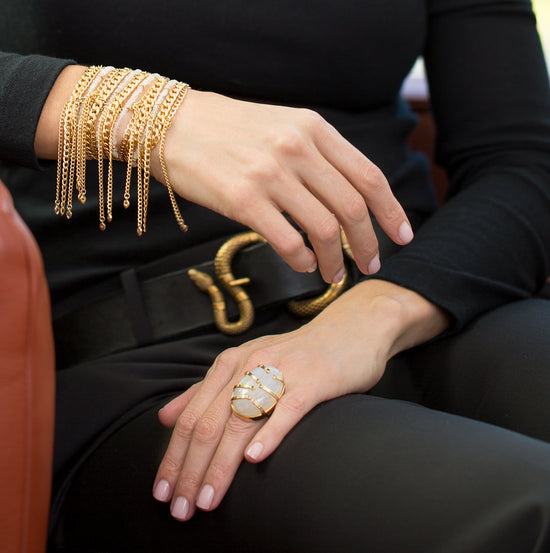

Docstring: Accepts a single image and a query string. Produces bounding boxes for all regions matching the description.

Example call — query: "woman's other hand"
[152,279,450,521]
[151,91,414,284]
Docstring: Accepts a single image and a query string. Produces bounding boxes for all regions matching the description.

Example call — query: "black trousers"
[49,297,550,553]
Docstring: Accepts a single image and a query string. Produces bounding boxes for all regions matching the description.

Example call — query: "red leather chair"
[0,179,55,553]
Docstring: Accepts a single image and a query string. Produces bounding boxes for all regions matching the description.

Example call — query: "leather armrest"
[0,179,55,553]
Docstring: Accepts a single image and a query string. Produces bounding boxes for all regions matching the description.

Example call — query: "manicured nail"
[171,496,189,520]
[333,268,345,284]
[307,260,318,273]
[246,442,264,461]
[367,254,381,275]
[398,221,414,244]
[196,484,215,510]
[153,479,171,502]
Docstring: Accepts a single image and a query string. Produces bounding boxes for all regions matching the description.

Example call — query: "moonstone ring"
[231,365,285,421]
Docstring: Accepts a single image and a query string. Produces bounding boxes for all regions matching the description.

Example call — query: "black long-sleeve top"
[1,0,550,331]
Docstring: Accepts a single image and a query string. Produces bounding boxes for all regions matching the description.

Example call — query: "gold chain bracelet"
[56,66,191,234]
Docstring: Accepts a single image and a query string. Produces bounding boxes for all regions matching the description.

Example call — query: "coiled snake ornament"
[188,231,352,335]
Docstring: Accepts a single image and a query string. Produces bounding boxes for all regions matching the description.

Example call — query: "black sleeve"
[0,51,74,168]
[375,0,550,329]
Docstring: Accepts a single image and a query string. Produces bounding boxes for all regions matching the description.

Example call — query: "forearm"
[394,0,550,329]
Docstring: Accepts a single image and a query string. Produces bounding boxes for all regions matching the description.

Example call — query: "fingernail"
[307,260,318,273]
[246,442,264,461]
[398,221,414,244]
[153,479,171,502]
[333,268,345,284]
[196,484,215,510]
[171,496,189,520]
[367,254,381,274]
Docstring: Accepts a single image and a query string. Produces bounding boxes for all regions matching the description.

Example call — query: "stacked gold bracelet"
[56,66,190,235]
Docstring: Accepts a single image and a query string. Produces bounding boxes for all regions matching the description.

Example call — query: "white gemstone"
[231,365,285,419]
[232,397,262,418]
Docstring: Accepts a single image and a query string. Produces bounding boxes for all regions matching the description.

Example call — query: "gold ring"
[231,365,285,421]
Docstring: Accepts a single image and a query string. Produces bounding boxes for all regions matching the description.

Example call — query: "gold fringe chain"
[55,65,190,235]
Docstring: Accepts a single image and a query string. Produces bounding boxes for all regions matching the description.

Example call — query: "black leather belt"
[54,232,353,369]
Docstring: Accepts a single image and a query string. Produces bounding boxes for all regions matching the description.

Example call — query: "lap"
[51,394,550,553]
[49,298,550,552]
[409,297,550,441]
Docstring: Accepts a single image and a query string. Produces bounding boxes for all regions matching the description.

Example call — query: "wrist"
[363,279,451,357]
[319,278,451,361]
[34,65,88,159]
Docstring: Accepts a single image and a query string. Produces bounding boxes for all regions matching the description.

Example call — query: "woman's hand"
[35,69,412,283]
[152,279,450,521]
[151,91,414,284]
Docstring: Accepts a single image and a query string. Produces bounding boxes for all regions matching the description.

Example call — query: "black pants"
[49,298,550,553]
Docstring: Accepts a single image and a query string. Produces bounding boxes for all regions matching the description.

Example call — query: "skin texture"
[34,64,450,521]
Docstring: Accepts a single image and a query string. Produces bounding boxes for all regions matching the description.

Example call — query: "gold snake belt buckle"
[188,231,349,335]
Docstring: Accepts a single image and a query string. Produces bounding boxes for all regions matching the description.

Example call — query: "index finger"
[314,124,414,247]
[244,389,317,464]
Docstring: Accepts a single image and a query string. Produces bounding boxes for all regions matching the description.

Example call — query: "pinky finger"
[243,203,318,274]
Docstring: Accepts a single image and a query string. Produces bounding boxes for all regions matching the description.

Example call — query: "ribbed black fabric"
[0,52,72,168]
[0,0,549,328]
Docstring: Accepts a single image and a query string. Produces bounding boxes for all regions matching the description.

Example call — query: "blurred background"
[533,0,549,59]
[404,2,549,97]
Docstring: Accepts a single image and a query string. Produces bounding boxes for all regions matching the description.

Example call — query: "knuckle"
[208,348,240,381]
[280,392,308,415]
[380,201,404,224]
[313,215,340,244]
[178,471,203,491]
[161,452,182,475]
[174,412,199,440]
[353,239,379,268]
[276,232,305,260]
[226,413,255,436]
[247,157,284,184]
[208,459,234,482]
[359,161,388,191]
[214,348,239,371]
[362,242,380,261]
[194,415,222,445]
[275,129,307,156]
[341,193,369,224]
[298,108,325,131]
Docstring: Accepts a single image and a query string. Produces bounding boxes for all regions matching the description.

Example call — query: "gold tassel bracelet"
[55,65,190,234]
